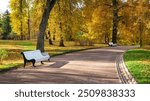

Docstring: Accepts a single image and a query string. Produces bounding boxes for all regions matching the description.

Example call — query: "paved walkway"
[0,46,135,84]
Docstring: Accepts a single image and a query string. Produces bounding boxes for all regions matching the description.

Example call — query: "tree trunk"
[36,0,57,52]
[59,22,65,47]
[104,32,109,44]
[112,0,119,44]
[59,38,65,47]
[53,34,55,41]
[53,28,56,40]
[20,0,23,40]
[139,19,143,48]
[57,1,65,47]
[48,30,53,45]
[46,33,48,39]
[27,4,30,40]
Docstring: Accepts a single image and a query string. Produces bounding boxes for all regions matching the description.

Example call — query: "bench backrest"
[23,50,43,60]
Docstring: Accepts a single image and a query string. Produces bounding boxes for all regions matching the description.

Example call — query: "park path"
[0,46,136,84]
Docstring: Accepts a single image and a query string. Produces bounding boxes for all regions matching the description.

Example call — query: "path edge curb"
[116,53,137,84]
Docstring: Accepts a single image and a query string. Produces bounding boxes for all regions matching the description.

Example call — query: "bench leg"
[31,60,36,67]
[32,62,35,67]
[24,61,26,68]
[41,61,44,64]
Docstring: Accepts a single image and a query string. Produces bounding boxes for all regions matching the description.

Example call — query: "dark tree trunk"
[104,32,109,44]
[140,31,143,48]
[36,0,57,52]
[49,37,53,45]
[45,33,48,39]
[108,37,110,43]
[48,30,53,45]
[139,19,143,48]
[53,28,56,40]
[57,1,65,47]
[20,0,23,40]
[59,38,65,46]
[53,34,55,41]
[27,4,30,40]
[112,0,119,44]
[59,22,65,47]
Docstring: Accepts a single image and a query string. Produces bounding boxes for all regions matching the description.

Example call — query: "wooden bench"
[108,42,117,47]
[21,50,50,67]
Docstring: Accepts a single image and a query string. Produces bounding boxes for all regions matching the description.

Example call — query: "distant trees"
[10,0,32,40]
[0,14,3,36]
[135,0,150,47]
[120,0,150,46]
[0,10,12,39]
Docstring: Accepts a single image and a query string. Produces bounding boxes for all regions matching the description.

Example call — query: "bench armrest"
[42,52,49,56]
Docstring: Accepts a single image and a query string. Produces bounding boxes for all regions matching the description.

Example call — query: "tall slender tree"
[19,0,23,40]
[26,0,31,40]
[10,0,29,40]
[112,0,119,44]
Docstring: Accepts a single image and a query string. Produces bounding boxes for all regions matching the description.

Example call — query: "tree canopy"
[0,0,149,51]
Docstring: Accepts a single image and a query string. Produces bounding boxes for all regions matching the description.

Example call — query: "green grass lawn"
[124,48,150,84]
[0,40,105,71]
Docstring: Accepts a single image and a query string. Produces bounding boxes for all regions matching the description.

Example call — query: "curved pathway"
[0,46,136,84]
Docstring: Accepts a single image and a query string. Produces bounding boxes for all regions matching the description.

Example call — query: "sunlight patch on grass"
[139,60,150,65]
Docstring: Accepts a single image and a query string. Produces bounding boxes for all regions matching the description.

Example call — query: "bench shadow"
[49,61,69,68]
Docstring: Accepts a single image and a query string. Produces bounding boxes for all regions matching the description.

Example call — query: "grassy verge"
[124,48,150,84]
[0,40,106,71]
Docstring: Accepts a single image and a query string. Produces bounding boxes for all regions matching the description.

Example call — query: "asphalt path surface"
[0,46,136,84]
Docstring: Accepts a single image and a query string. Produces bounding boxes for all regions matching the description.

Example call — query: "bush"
[0,49,8,64]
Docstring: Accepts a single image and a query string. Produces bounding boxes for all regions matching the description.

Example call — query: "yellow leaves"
[9,0,19,10]
[8,0,150,45]
[92,8,101,23]
[146,22,150,29]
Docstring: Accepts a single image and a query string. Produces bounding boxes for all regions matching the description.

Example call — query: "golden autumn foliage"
[8,0,150,46]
